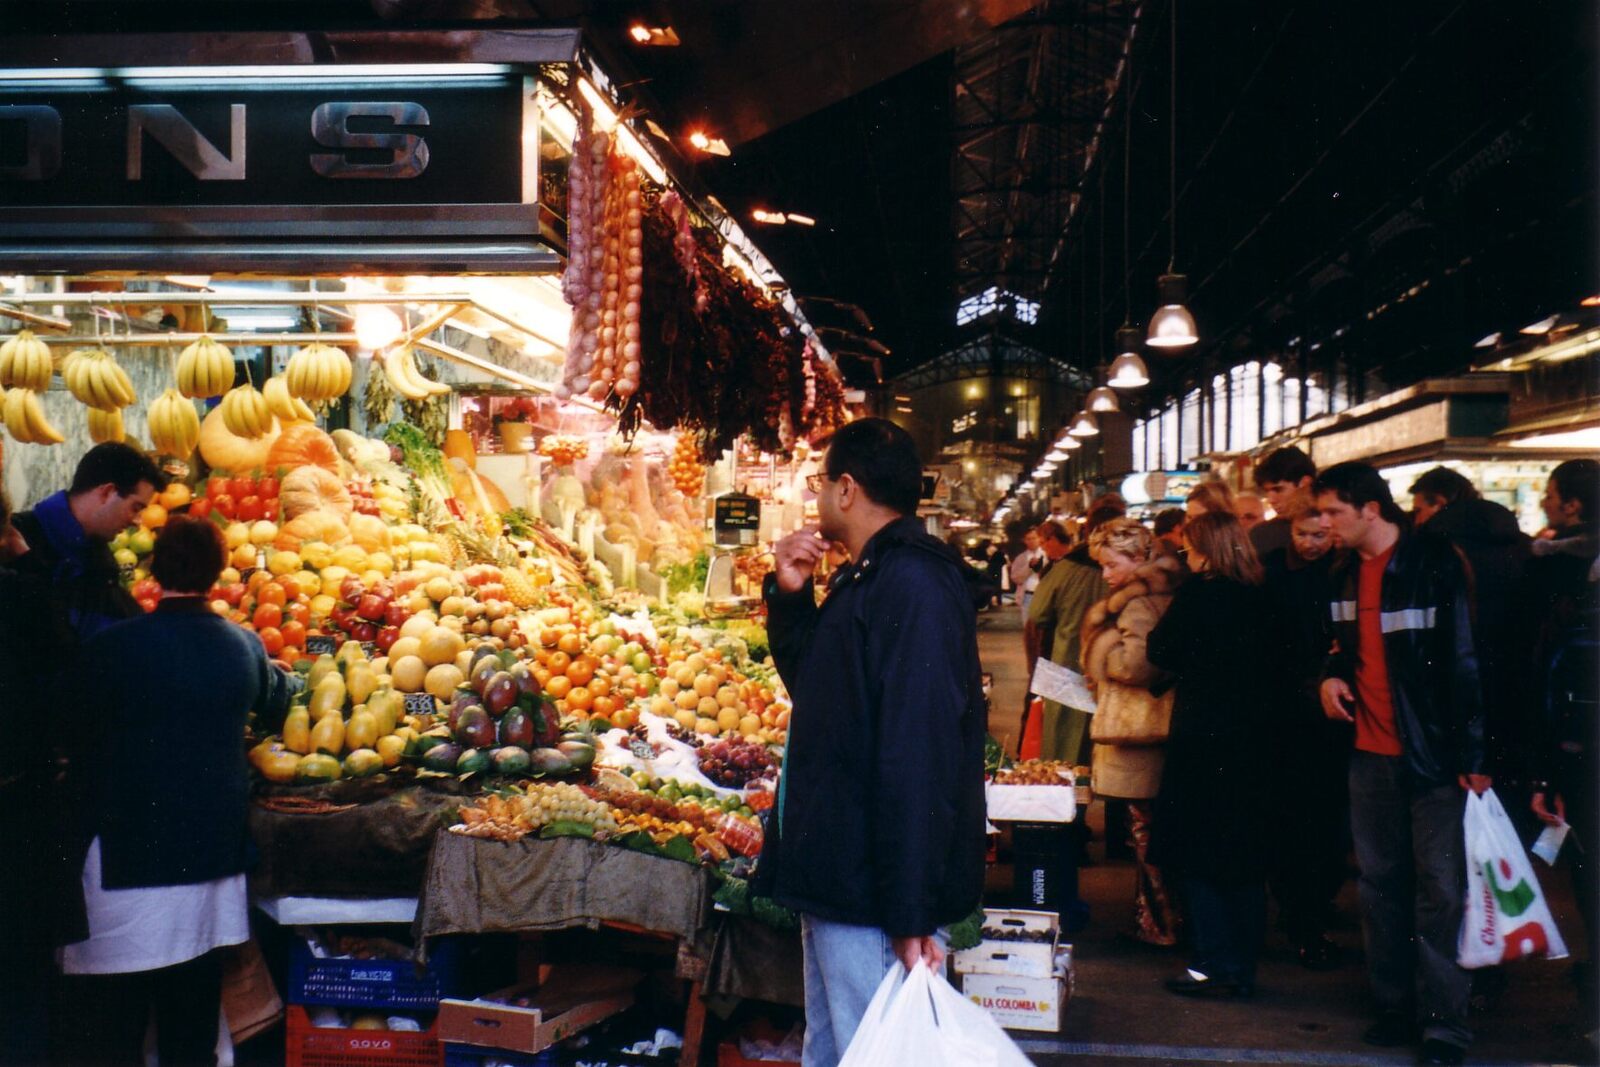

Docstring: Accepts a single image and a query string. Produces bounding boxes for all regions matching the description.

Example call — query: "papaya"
[310,713,345,757]
[283,707,312,754]
[377,734,406,768]
[343,748,383,778]
[336,639,365,671]
[309,675,347,720]
[346,709,379,750]
[367,689,402,736]
[308,654,339,690]
[258,746,301,784]
[295,752,342,782]
[347,665,379,706]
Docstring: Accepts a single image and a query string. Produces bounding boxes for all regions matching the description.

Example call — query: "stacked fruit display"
[537,434,589,467]
[666,433,705,496]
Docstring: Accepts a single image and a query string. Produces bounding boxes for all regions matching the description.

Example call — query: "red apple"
[384,601,410,627]
[375,625,401,653]
[339,576,365,604]
[350,621,378,643]
[357,593,388,622]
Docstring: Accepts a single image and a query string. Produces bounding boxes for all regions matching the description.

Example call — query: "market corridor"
[974,608,1597,1067]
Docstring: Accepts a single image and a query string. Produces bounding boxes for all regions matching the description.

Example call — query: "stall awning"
[1298,376,1512,469]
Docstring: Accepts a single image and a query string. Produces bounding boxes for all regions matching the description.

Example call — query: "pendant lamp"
[1147,0,1198,351]
[1067,409,1099,437]
[1109,327,1150,387]
[1086,386,1120,413]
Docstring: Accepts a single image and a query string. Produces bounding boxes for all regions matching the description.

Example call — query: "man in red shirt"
[1315,462,1489,1067]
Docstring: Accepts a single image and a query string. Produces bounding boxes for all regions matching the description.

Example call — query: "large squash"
[265,422,340,475]
[280,466,353,521]
[199,406,280,472]
[348,513,392,554]
[274,509,352,552]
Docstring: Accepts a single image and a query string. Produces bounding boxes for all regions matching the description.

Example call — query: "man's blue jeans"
[800,916,948,1067]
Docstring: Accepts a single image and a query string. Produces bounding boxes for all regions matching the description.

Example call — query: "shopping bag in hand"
[1458,788,1569,969]
[838,962,1032,1067]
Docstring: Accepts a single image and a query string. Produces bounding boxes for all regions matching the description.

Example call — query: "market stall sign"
[0,80,525,206]
[713,493,761,547]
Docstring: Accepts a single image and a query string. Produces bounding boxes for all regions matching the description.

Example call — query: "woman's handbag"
[1089,680,1175,745]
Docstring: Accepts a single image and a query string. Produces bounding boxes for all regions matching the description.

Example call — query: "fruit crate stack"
[284,937,464,1067]
[952,909,1074,1034]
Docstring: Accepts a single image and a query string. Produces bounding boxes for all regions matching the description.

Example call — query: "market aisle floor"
[976,607,1598,1067]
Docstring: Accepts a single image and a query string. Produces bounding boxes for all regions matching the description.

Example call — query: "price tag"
[713,493,761,548]
[304,635,338,656]
[404,693,437,716]
[360,642,379,658]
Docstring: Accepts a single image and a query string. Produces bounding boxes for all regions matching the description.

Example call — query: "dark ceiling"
[21,0,1598,410]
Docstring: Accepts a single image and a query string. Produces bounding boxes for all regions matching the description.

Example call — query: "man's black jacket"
[1323,527,1485,786]
[757,517,987,938]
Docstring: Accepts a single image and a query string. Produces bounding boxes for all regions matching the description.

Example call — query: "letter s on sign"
[309,103,430,178]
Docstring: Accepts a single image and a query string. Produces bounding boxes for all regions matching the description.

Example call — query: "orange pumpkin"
[265,423,340,475]
[279,466,353,521]
[198,406,280,473]
[273,509,352,552]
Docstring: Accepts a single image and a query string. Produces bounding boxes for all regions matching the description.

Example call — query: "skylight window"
[956,286,1039,326]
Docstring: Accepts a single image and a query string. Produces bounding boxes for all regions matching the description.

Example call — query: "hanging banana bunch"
[1,385,65,445]
[0,331,56,392]
[87,406,125,444]
[263,375,316,423]
[381,346,451,403]
[220,383,274,439]
[285,342,352,402]
[148,387,201,457]
[63,347,137,411]
[176,335,235,399]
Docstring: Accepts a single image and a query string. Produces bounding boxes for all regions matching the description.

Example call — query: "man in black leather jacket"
[759,419,986,1067]
[1314,462,1488,1067]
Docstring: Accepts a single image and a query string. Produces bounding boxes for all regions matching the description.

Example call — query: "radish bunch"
[560,112,643,403]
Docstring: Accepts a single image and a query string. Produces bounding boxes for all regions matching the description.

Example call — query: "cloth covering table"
[247,790,456,899]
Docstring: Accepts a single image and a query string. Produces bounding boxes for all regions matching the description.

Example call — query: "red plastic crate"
[285,1005,443,1067]
[717,1043,799,1067]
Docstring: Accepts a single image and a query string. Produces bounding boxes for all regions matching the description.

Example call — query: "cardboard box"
[960,971,1068,1033]
[437,967,638,1056]
[952,909,1060,979]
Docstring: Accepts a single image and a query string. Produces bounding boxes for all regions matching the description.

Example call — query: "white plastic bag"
[839,962,1033,1067]
[1458,788,1569,969]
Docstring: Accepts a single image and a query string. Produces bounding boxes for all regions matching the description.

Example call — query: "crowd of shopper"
[1001,448,1598,1066]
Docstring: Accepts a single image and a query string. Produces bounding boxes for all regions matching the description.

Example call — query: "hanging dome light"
[1109,325,1150,387]
[1087,386,1120,413]
[1147,273,1198,349]
[1045,448,1069,463]
[1067,409,1100,437]
[1057,434,1081,450]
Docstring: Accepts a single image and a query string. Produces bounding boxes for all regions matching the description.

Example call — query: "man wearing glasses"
[758,418,986,1067]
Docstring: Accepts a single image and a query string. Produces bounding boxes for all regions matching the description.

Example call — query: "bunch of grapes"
[523,782,618,832]
[697,736,777,788]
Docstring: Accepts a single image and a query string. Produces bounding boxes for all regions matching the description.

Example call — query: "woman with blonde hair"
[1146,510,1275,998]
[1082,517,1187,946]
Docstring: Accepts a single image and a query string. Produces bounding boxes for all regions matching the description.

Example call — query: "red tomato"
[189,498,213,521]
[262,499,279,522]
[285,601,310,626]
[136,596,159,614]
[257,476,280,500]
[280,620,307,649]
[257,626,284,656]
[228,475,254,499]
[205,478,231,502]
[210,493,236,520]
[275,576,300,601]
[235,495,264,522]
[256,584,287,609]
[278,646,301,666]
[252,603,283,630]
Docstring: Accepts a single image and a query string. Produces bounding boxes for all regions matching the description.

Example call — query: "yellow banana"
[149,388,200,457]
[3,387,32,443]
[0,332,55,392]
[383,348,428,401]
[178,336,232,399]
[107,359,136,408]
[21,388,62,445]
[88,406,124,444]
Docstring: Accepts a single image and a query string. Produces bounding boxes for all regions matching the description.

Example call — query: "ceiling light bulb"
[785,213,816,227]
[629,25,652,42]
[1147,273,1199,348]
[688,130,710,150]
[1067,409,1100,437]
[1520,314,1559,335]
[1087,386,1120,413]
[354,304,404,350]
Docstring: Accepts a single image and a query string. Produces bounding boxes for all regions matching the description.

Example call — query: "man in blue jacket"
[759,418,986,1067]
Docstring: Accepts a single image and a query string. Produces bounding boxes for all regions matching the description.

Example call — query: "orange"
[158,483,192,510]
[547,651,571,674]
[257,584,287,609]
[587,675,611,698]
[566,686,593,713]
[565,659,594,688]
[557,632,583,656]
[253,604,283,630]
[590,695,616,718]
[544,675,572,700]
[139,503,168,529]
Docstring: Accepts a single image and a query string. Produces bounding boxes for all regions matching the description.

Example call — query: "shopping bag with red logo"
[839,961,1032,1067]
[1457,789,1569,969]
